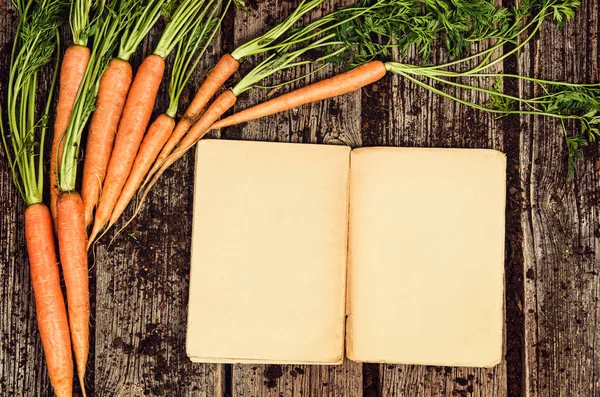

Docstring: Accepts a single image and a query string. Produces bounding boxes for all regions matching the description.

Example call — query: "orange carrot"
[212,60,388,130]
[139,90,238,205]
[108,114,175,229]
[147,54,239,180]
[88,54,165,243]
[50,45,91,227]
[177,90,237,153]
[25,204,73,397]
[56,192,89,393]
[81,58,133,226]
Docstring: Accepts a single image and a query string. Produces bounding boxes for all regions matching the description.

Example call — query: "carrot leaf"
[154,0,212,58]
[1,0,65,205]
[231,0,325,60]
[118,0,167,62]
[167,0,229,117]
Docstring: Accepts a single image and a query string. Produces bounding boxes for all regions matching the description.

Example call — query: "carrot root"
[82,58,133,227]
[89,54,165,245]
[25,204,73,397]
[56,192,89,395]
[109,114,175,229]
[211,60,388,130]
[51,45,91,228]
[146,54,239,183]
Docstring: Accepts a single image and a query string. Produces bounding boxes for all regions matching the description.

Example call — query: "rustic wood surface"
[0,0,598,396]
[518,1,600,396]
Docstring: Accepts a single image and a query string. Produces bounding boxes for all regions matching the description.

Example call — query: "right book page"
[346,147,506,368]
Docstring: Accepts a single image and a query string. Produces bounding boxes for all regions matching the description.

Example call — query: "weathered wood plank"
[233,361,362,397]
[519,1,600,395]
[91,20,224,397]
[229,1,362,396]
[369,26,508,397]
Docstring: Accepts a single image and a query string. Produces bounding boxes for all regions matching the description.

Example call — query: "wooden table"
[1,1,598,396]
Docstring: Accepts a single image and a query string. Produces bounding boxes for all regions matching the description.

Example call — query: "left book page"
[186,139,351,364]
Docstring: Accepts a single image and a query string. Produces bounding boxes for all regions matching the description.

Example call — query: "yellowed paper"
[186,139,350,364]
[347,147,506,367]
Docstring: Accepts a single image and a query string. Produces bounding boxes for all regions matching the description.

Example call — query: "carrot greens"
[153,0,214,59]
[381,0,599,175]
[118,0,168,62]
[231,0,598,174]
[167,0,230,118]
[2,0,64,205]
[70,0,100,47]
[230,0,325,61]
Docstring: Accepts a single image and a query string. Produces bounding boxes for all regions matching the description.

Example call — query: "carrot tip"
[78,372,87,397]
[88,222,104,248]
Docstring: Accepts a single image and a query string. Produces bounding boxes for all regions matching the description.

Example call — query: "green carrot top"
[167,0,230,117]
[154,0,215,58]
[1,0,64,205]
[118,0,167,61]
[70,0,101,47]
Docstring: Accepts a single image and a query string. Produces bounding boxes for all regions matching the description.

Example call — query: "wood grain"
[227,1,362,396]
[91,21,224,397]
[518,1,600,396]
[367,23,508,397]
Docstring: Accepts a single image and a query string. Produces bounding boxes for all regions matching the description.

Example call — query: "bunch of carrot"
[85,0,332,241]
[76,0,599,235]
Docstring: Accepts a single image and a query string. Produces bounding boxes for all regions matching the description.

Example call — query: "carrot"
[139,90,238,204]
[50,45,91,227]
[81,58,133,226]
[212,61,388,129]
[147,54,239,180]
[56,192,89,394]
[108,114,175,230]
[25,204,73,397]
[88,54,165,243]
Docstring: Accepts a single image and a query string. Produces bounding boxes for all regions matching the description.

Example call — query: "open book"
[186,139,506,368]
